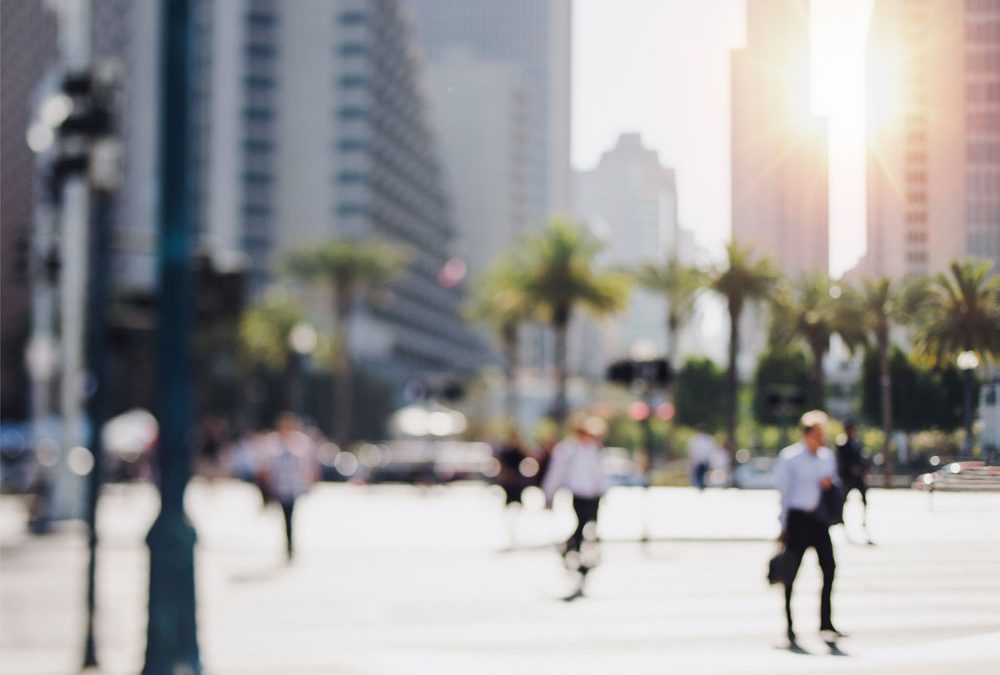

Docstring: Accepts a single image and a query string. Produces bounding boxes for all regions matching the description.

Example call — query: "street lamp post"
[630,340,658,543]
[142,1,201,672]
[958,351,980,459]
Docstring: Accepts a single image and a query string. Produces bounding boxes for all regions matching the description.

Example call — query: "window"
[339,11,367,25]
[340,43,368,57]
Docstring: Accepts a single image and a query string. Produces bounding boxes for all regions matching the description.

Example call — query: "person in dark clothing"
[496,431,529,548]
[836,418,870,540]
[497,432,528,506]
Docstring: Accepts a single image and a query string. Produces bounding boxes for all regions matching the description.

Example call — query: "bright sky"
[572,0,874,278]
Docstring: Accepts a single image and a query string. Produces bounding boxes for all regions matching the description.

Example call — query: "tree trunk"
[665,312,680,460]
[502,323,519,425]
[333,289,354,447]
[878,330,893,488]
[811,345,826,410]
[552,307,570,423]
[725,305,740,457]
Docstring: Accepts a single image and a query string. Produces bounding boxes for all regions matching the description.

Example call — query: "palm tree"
[910,260,1000,366]
[635,257,706,455]
[238,288,307,423]
[285,238,409,446]
[464,256,536,423]
[910,260,1000,456]
[769,273,846,409]
[239,287,306,373]
[711,241,780,454]
[519,218,630,422]
[837,277,920,487]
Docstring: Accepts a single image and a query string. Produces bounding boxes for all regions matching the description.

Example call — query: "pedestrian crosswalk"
[1,481,999,674]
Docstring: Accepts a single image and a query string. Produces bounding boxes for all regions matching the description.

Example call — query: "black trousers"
[784,509,836,631]
[567,495,601,553]
[280,499,295,559]
[841,477,868,506]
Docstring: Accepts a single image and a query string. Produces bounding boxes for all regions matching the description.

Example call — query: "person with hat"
[542,414,611,557]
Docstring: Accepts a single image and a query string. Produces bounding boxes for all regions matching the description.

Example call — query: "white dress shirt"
[542,435,611,501]
[775,441,838,527]
[688,433,716,466]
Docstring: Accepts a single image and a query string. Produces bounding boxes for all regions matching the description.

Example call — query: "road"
[2,481,999,674]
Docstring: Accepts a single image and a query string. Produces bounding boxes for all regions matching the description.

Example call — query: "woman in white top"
[542,415,611,556]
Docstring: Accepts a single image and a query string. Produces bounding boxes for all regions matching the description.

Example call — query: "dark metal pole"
[963,368,974,459]
[82,185,111,669]
[142,0,201,672]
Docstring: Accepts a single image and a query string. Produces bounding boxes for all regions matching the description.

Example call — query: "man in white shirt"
[688,426,718,490]
[775,410,842,644]
[542,415,611,556]
[264,413,319,561]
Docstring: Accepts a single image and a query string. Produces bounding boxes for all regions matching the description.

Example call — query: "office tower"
[575,133,691,364]
[261,0,485,377]
[864,0,1000,278]
[405,0,572,387]
[405,0,572,235]
[420,48,532,280]
[0,1,57,416]
[731,0,829,277]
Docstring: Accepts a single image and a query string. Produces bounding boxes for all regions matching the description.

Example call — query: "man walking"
[775,410,844,645]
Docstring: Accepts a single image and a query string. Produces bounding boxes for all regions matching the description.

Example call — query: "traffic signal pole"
[53,0,93,523]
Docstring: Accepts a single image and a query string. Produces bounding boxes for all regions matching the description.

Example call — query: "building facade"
[574,133,693,366]
[863,0,1000,278]
[0,0,58,418]
[405,0,573,233]
[731,0,829,278]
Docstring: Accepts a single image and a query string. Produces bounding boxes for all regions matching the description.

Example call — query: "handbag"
[767,546,792,586]
[815,484,845,527]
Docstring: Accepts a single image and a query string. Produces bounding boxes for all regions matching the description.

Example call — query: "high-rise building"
[6,0,486,424]
[405,0,572,233]
[404,0,572,386]
[0,0,57,417]
[731,0,829,277]
[180,0,485,379]
[420,47,531,280]
[574,133,692,365]
[863,0,1000,279]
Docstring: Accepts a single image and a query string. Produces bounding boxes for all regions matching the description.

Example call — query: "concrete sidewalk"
[2,481,1000,674]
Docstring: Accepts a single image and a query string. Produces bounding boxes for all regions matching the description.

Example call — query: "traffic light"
[606,358,672,387]
[194,252,248,321]
[49,65,120,189]
[606,360,636,385]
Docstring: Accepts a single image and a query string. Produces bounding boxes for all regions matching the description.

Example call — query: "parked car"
[603,447,645,487]
[732,456,777,489]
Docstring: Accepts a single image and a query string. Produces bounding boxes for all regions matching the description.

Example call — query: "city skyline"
[573,0,872,277]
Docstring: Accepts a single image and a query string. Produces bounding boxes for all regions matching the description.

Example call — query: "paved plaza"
[2,480,999,674]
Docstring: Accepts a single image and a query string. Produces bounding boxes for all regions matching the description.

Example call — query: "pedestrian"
[196,415,229,481]
[263,413,318,561]
[495,429,529,548]
[775,409,845,645]
[688,425,716,490]
[836,417,871,542]
[542,414,611,558]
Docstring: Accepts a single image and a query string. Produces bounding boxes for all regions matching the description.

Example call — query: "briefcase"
[768,548,791,586]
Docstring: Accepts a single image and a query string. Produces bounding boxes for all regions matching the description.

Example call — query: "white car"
[732,456,777,489]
